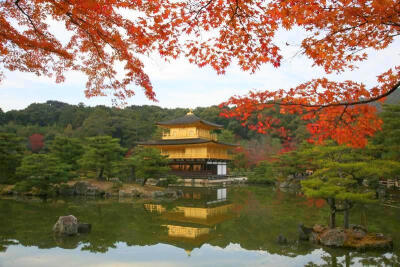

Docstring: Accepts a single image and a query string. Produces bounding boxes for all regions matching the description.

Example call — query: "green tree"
[373,104,400,161]
[127,147,170,186]
[0,108,5,125]
[218,129,235,144]
[248,161,275,184]
[0,133,25,184]
[49,136,84,170]
[79,136,125,180]
[272,148,309,180]
[79,108,113,137]
[15,154,71,194]
[301,143,400,229]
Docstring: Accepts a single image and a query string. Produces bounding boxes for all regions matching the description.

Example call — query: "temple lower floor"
[168,159,228,178]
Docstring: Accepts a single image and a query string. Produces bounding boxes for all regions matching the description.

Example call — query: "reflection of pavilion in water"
[144,186,234,255]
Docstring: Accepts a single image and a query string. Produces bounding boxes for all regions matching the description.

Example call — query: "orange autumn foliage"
[1,0,399,147]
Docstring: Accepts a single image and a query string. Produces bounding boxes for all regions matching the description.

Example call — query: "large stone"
[74,182,90,195]
[53,215,78,236]
[298,223,313,241]
[131,189,142,197]
[309,231,320,244]
[313,224,327,233]
[320,228,347,247]
[350,224,367,239]
[86,186,100,196]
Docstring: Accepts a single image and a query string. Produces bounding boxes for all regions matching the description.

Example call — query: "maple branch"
[272,80,400,108]
[14,0,43,36]
[193,0,214,21]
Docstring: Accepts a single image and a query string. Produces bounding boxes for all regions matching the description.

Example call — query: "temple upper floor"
[157,110,222,141]
[161,126,217,140]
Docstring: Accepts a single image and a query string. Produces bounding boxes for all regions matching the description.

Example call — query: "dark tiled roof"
[137,138,236,146]
[157,113,222,128]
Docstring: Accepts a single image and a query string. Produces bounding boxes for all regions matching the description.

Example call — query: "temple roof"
[157,112,223,129]
[137,138,236,147]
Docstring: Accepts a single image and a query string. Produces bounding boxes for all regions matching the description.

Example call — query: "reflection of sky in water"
[2,242,387,267]
[0,242,332,267]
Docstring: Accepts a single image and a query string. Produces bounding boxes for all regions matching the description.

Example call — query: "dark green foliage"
[248,161,275,184]
[79,136,125,180]
[0,101,308,149]
[126,147,170,185]
[272,145,309,179]
[79,108,113,137]
[15,153,71,194]
[0,108,5,125]
[300,142,400,228]
[218,129,235,144]
[373,104,400,160]
[49,136,84,169]
[0,133,25,184]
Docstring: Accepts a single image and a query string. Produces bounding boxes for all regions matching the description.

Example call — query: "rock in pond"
[78,223,92,234]
[53,215,78,236]
[320,228,347,247]
[298,223,313,241]
[305,224,393,251]
[86,186,102,196]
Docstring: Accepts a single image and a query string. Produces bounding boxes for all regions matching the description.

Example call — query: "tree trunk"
[142,177,148,186]
[328,198,336,229]
[130,167,135,183]
[98,167,104,181]
[344,202,350,229]
[343,200,353,229]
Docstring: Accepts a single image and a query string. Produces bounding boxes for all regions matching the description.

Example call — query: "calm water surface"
[0,186,399,267]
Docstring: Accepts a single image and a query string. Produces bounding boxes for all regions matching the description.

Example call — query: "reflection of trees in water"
[359,253,400,266]
[305,250,353,267]
[0,186,398,262]
[305,250,399,267]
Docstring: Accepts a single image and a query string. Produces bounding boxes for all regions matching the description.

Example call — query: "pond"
[0,186,399,266]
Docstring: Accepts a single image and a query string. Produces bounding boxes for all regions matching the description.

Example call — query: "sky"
[1,26,399,112]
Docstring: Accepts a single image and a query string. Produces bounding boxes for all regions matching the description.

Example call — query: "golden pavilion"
[138,110,236,178]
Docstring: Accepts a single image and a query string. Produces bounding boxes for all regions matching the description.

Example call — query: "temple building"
[138,110,236,178]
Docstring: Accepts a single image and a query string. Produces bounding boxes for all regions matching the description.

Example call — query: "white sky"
[1,27,399,111]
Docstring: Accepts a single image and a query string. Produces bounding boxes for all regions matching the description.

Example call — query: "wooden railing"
[380,179,400,189]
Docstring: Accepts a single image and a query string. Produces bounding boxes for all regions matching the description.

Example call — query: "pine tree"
[0,133,25,184]
[49,136,84,170]
[79,136,125,180]
[16,154,71,194]
[126,147,170,186]
[301,143,400,228]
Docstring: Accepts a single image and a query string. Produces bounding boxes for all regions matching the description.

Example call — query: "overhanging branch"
[268,80,400,108]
